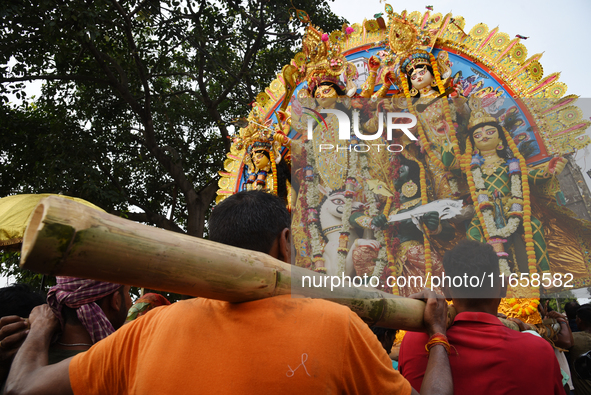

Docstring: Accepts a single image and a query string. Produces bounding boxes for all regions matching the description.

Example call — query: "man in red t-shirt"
[7,191,453,395]
[399,239,565,395]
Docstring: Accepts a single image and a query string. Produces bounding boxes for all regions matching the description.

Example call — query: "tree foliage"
[0,0,346,293]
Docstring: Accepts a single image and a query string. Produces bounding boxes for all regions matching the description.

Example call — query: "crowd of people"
[0,190,590,394]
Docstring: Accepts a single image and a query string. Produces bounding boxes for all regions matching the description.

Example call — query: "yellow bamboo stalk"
[21,196,435,331]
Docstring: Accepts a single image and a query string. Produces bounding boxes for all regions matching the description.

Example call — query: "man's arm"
[546,311,573,349]
[409,289,453,395]
[0,316,29,383]
[5,305,73,395]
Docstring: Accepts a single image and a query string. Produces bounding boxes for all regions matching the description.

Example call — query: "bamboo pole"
[21,197,430,331]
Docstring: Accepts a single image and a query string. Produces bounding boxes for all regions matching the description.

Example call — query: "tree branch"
[97,162,185,233]
[0,75,107,84]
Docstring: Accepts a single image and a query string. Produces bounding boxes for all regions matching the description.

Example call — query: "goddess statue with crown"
[217,4,591,321]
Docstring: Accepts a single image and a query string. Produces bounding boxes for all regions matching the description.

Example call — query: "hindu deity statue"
[394,47,467,200]
[443,98,566,292]
[218,4,591,321]
[232,108,292,205]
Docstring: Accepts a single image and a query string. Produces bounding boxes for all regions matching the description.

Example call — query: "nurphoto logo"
[304,107,418,153]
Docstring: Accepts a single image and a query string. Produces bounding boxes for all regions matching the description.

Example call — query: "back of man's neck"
[453,300,499,316]
[52,322,93,350]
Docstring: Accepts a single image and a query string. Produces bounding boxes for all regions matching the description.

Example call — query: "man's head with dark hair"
[576,304,591,331]
[442,240,504,313]
[370,326,398,355]
[0,283,45,318]
[565,301,580,320]
[209,191,291,262]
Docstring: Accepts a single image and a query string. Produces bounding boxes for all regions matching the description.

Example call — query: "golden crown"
[400,50,432,75]
[467,96,498,130]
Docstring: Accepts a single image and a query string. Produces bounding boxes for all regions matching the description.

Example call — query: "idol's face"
[315,84,338,108]
[252,150,270,170]
[473,125,501,152]
[410,66,433,90]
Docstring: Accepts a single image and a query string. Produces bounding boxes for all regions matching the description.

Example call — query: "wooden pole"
[21,196,431,331]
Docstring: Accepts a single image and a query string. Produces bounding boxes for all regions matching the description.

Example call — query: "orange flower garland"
[429,53,464,171]
[506,298,540,317]
[269,149,278,195]
[502,127,537,282]
[417,159,433,288]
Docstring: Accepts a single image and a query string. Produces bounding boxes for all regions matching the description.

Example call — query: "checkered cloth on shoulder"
[47,276,122,343]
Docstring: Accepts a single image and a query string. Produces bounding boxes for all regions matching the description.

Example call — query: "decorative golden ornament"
[428,13,443,27]
[467,96,497,130]
[270,79,283,92]
[293,52,306,66]
[511,43,527,63]
[218,177,230,189]
[329,30,343,43]
[407,11,421,25]
[365,19,380,32]
[224,158,237,171]
[256,92,270,107]
[388,16,419,53]
[527,61,544,81]
[469,23,488,39]
[490,32,510,49]
[401,180,419,198]
[481,156,505,176]
[559,107,582,124]
[546,82,567,98]
[448,16,465,32]
[350,23,363,37]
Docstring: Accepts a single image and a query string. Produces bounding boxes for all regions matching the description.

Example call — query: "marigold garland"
[506,298,540,317]
[429,53,464,171]
[502,126,537,286]
[269,149,278,196]
[417,159,433,288]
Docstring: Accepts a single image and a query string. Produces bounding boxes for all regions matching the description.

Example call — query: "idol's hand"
[423,211,441,232]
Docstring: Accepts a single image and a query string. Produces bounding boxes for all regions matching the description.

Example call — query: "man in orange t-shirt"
[7,191,452,395]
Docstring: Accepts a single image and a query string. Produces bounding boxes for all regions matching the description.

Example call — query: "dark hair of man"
[442,239,500,299]
[209,190,291,254]
[370,326,398,354]
[565,301,581,320]
[577,304,591,326]
[0,283,45,318]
